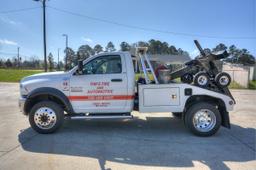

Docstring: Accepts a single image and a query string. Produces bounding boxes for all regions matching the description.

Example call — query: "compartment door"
[143,87,180,106]
[139,85,181,113]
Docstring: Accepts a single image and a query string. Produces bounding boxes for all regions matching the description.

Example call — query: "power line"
[0,7,40,14]
[48,6,256,40]
[1,5,255,40]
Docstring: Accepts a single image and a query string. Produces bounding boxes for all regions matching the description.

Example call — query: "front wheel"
[29,101,64,134]
[184,102,221,137]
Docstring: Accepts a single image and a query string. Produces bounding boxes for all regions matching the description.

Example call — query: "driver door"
[69,55,128,113]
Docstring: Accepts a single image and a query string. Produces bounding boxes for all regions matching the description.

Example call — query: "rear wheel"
[29,101,64,134]
[184,102,221,136]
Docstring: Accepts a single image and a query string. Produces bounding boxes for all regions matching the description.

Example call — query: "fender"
[24,87,74,115]
[184,95,230,128]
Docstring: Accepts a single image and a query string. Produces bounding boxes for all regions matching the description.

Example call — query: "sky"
[0,0,255,62]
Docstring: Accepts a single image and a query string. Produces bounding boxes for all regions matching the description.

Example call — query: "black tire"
[215,72,231,87]
[29,101,64,134]
[194,72,210,87]
[172,112,182,119]
[184,102,221,137]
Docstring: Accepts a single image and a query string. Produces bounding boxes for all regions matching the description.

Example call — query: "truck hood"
[20,71,70,83]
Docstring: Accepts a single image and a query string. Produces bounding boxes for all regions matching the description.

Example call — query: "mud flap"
[221,111,231,128]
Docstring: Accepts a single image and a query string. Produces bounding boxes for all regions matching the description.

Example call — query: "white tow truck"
[19,41,235,136]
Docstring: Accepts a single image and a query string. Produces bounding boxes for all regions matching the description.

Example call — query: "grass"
[249,80,256,89]
[228,80,256,90]
[135,73,154,81]
[135,73,181,82]
[0,69,43,82]
[228,81,246,89]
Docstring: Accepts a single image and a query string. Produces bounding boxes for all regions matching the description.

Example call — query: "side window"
[83,55,122,74]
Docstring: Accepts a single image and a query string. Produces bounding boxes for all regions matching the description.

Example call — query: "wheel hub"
[34,107,57,129]
[193,109,216,132]
[219,76,229,86]
[40,114,49,123]
[198,75,207,86]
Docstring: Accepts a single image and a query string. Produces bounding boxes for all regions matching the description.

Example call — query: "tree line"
[0,39,255,70]
[0,53,64,71]
[204,43,255,66]
[64,40,191,69]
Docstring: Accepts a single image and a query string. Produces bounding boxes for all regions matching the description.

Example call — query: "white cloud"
[0,39,18,46]
[0,16,19,25]
[81,37,93,43]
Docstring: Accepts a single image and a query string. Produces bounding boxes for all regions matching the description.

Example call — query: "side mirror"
[78,60,83,75]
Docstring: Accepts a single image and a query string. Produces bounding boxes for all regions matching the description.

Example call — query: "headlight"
[20,83,29,95]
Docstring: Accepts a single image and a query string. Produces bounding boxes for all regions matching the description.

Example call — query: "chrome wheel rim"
[197,75,208,86]
[34,107,57,129]
[219,75,229,86]
[193,109,216,132]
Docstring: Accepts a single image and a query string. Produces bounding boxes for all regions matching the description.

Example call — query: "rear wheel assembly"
[184,102,221,136]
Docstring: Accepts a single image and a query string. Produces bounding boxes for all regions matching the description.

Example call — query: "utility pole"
[43,0,47,72]
[34,0,48,72]
[62,34,68,71]
[57,48,60,70]
[17,47,20,68]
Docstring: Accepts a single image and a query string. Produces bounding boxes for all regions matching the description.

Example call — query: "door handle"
[111,79,122,82]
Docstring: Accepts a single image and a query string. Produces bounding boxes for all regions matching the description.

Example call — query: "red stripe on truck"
[68,95,134,101]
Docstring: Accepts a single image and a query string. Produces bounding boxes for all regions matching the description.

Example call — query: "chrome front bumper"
[19,96,26,115]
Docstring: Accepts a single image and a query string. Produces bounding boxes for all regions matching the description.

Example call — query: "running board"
[66,113,133,120]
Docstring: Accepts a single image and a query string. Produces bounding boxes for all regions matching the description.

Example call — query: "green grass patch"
[135,73,180,82]
[228,81,246,89]
[0,69,43,82]
[135,73,154,81]
[249,80,256,89]
[228,80,256,89]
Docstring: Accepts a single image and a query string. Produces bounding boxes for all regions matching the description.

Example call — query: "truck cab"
[19,43,235,137]
[68,52,135,114]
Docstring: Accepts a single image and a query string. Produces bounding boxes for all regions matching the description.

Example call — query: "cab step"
[66,113,133,120]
